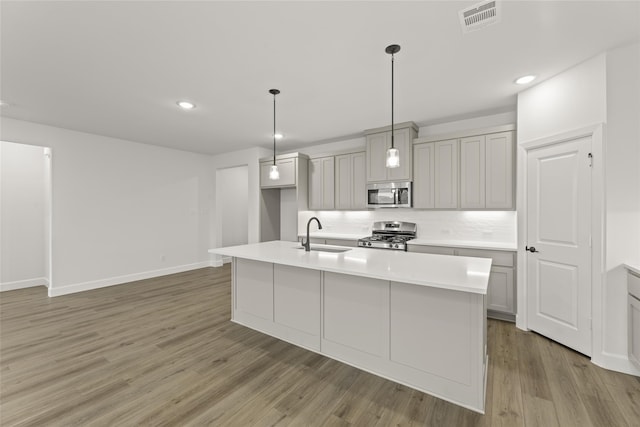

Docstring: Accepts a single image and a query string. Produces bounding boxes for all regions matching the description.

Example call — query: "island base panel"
[231,257,486,413]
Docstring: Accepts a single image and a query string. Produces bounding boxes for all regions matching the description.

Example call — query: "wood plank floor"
[1,265,639,426]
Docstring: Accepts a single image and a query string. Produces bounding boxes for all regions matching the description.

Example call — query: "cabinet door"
[336,152,366,210]
[487,266,515,314]
[434,139,458,208]
[351,152,367,209]
[235,258,273,321]
[260,158,297,188]
[485,132,514,209]
[460,136,486,208]
[323,272,389,358]
[309,157,334,210]
[366,132,389,182]
[335,154,352,210]
[413,143,435,208]
[309,158,323,209]
[387,127,413,182]
[274,265,321,337]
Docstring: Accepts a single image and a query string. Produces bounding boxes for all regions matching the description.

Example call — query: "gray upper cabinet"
[413,142,435,208]
[335,152,366,210]
[434,139,459,209]
[414,139,458,209]
[460,131,514,209]
[413,125,515,211]
[364,122,418,183]
[260,153,309,189]
[485,132,514,209]
[460,135,486,208]
[309,156,335,210]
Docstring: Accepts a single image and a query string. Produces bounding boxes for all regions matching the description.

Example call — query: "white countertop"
[209,241,491,294]
[625,264,640,276]
[407,239,517,251]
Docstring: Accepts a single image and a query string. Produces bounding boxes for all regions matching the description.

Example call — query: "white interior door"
[526,136,592,356]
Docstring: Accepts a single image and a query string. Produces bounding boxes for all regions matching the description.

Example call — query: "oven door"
[367,182,411,208]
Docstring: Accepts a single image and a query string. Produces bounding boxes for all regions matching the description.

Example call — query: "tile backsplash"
[298,210,516,243]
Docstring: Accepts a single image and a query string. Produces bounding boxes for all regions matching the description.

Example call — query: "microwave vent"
[459,0,501,34]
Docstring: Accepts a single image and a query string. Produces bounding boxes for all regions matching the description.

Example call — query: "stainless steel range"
[358,221,417,251]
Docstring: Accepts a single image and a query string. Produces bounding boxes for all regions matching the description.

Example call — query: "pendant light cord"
[391,52,395,149]
[273,93,276,166]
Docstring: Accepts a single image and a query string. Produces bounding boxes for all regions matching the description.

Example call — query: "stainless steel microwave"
[367,181,412,208]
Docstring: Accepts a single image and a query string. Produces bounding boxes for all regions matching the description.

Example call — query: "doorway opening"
[215,165,249,264]
[0,141,52,292]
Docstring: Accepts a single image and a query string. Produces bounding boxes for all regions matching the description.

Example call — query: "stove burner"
[357,221,417,251]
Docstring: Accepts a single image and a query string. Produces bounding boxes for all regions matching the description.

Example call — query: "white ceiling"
[1,1,639,156]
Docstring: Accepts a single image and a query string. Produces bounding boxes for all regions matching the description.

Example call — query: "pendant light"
[385,44,401,168]
[269,89,280,180]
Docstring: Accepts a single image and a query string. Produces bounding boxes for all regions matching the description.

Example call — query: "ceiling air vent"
[459,0,501,34]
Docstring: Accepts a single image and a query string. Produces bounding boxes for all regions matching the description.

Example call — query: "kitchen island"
[208,241,492,413]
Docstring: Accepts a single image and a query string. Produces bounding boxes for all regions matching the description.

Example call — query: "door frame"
[516,123,605,360]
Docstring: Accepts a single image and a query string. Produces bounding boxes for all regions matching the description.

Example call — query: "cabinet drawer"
[408,245,456,256]
[456,248,514,268]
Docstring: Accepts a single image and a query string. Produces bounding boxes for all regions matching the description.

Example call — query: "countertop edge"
[625,264,640,277]
[209,243,490,295]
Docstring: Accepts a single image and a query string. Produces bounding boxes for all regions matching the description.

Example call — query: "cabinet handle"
[525,246,539,253]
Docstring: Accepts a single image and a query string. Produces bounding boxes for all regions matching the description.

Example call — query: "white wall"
[516,46,640,375]
[294,111,518,159]
[517,55,607,144]
[417,111,517,140]
[217,166,249,248]
[0,117,215,296]
[604,43,640,364]
[0,141,48,290]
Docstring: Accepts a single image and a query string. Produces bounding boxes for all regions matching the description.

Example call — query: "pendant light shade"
[386,147,400,168]
[269,164,280,180]
[385,44,401,168]
[269,89,280,180]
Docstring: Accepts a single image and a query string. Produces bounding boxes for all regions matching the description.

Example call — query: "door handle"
[526,246,539,253]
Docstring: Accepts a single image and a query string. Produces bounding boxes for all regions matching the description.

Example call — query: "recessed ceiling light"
[515,75,536,85]
[177,100,195,110]
[274,133,283,139]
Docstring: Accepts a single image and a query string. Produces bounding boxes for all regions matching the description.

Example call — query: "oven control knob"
[367,242,372,247]
[394,244,399,248]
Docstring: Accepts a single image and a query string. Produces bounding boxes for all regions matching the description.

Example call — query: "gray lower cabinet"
[407,245,516,321]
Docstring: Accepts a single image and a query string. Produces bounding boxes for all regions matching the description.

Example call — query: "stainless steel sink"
[296,245,352,253]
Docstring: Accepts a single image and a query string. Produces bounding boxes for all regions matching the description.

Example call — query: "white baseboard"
[48,262,216,297]
[1,277,49,292]
[592,351,640,376]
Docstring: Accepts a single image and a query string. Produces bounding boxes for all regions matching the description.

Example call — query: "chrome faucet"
[301,217,322,252]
